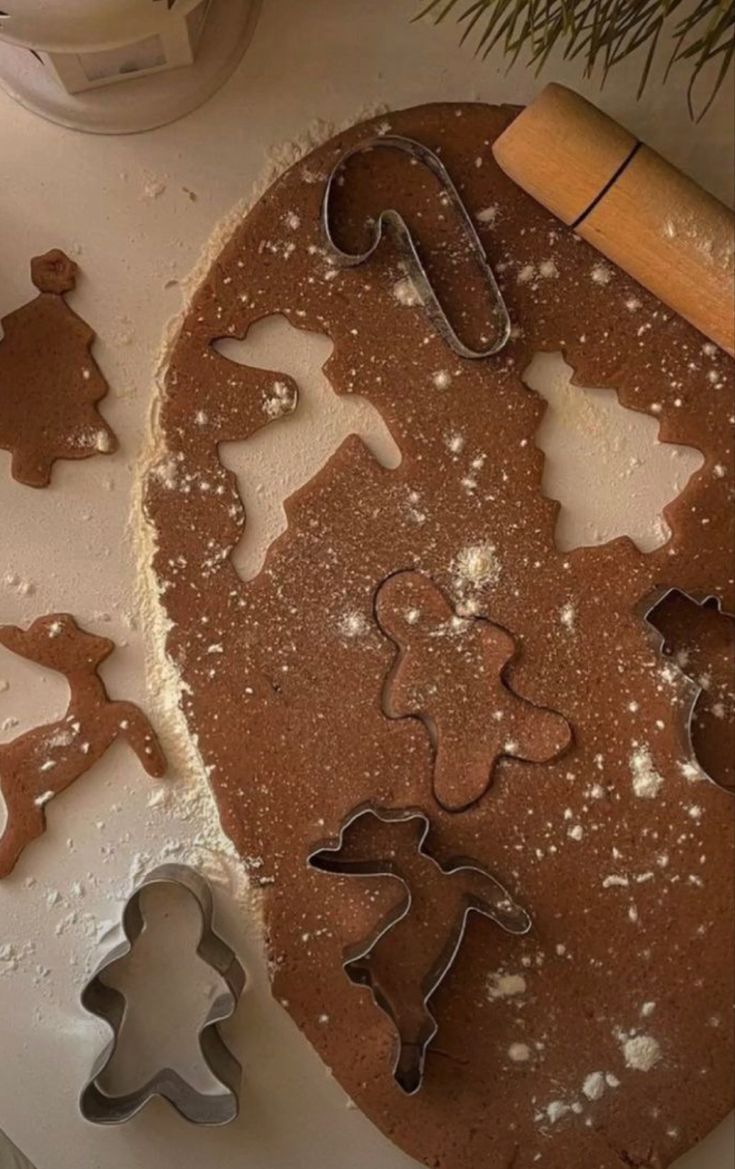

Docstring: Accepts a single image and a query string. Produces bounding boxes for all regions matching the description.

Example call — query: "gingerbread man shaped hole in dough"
[375,571,572,812]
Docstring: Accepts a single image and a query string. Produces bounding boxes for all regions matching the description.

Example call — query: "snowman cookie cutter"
[640,583,735,794]
[321,134,511,359]
[80,864,246,1126]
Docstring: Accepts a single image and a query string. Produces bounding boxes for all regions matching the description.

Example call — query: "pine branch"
[414,0,735,118]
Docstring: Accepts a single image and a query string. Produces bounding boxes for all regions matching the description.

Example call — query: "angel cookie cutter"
[309,803,531,1094]
[321,134,511,359]
[80,864,246,1125]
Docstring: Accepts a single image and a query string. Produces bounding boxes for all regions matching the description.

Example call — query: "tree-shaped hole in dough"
[524,351,704,553]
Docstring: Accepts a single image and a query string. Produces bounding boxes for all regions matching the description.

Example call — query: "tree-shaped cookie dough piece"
[376,571,572,811]
[0,614,166,877]
[0,250,116,487]
[310,805,531,1094]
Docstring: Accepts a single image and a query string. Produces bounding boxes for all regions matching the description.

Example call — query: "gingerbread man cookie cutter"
[309,804,531,1094]
[321,135,511,359]
[641,584,735,795]
[80,864,246,1126]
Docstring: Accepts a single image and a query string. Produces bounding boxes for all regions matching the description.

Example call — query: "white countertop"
[0,2,732,1167]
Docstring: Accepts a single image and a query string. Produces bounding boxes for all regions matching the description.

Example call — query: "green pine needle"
[414,0,734,118]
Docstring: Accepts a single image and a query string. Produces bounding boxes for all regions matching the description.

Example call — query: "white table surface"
[0,3,733,1168]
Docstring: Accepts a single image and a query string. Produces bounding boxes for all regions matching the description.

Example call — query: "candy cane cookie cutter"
[321,134,511,359]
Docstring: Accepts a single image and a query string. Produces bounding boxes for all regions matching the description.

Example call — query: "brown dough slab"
[146,104,735,1169]
[0,614,166,877]
[0,250,116,487]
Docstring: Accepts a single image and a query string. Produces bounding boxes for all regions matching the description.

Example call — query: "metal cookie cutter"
[641,584,735,795]
[80,863,246,1126]
[321,134,511,359]
[308,803,531,1094]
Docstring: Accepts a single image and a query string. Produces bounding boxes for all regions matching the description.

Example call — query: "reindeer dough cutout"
[215,314,401,581]
[0,251,116,487]
[310,805,530,1094]
[0,614,166,877]
[376,571,572,811]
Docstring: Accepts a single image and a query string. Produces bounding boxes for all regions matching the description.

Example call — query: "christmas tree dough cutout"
[376,571,572,811]
[309,805,531,1094]
[0,614,166,877]
[0,250,116,487]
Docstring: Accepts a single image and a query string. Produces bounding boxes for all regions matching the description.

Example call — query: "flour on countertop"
[0,941,34,975]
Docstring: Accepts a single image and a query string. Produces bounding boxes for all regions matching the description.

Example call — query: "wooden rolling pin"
[493,83,735,357]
